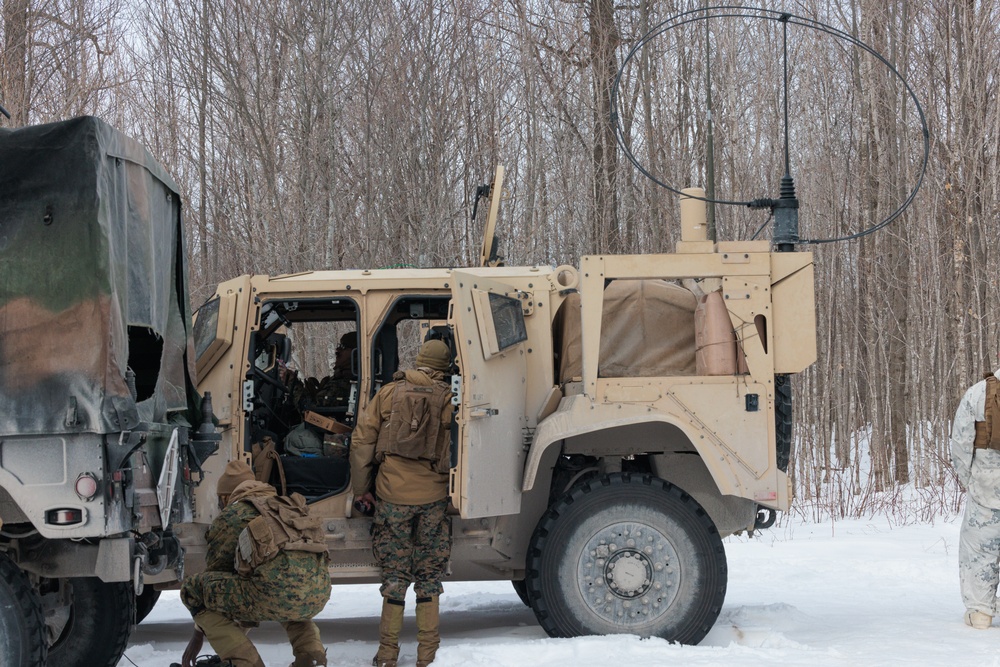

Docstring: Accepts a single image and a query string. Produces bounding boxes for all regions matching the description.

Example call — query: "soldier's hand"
[354,492,376,516]
[181,626,204,667]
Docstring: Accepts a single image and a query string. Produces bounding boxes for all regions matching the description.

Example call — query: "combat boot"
[415,596,440,667]
[195,611,264,667]
[219,639,266,667]
[282,620,327,666]
[965,610,992,629]
[373,598,404,667]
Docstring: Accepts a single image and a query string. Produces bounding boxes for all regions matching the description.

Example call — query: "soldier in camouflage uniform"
[350,339,454,667]
[951,368,1000,630]
[180,461,331,666]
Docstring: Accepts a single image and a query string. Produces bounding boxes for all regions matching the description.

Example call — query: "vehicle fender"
[522,394,743,497]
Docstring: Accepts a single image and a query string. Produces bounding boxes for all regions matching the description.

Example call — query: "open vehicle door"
[450,269,528,518]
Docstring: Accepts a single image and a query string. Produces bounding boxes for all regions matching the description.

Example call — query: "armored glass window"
[488,292,526,352]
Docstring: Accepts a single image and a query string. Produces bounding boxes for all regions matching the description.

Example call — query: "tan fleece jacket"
[349,368,452,505]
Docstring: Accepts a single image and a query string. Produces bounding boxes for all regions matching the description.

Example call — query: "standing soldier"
[350,339,455,667]
[179,460,331,666]
[951,367,1000,630]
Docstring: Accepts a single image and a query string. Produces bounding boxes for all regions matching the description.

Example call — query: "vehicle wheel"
[525,472,727,644]
[511,579,530,607]
[44,577,135,667]
[135,587,162,624]
[0,553,47,666]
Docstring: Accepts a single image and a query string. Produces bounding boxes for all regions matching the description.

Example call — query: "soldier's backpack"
[375,372,452,473]
[974,373,1000,451]
[235,493,327,576]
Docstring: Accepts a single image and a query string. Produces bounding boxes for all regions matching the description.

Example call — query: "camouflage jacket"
[951,369,1000,509]
[206,481,329,585]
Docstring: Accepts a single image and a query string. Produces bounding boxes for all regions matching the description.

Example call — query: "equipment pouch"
[376,378,452,470]
[235,514,278,576]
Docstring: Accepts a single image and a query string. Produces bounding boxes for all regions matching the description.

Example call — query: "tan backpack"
[235,493,327,576]
[375,374,452,473]
[974,373,1000,451]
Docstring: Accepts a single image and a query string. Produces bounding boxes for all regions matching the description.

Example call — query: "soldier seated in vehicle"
[296,331,358,415]
[282,331,356,455]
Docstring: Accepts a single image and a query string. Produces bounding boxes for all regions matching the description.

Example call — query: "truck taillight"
[75,473,99,500]
[45,508,84,526]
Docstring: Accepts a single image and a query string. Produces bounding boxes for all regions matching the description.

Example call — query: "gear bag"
[375,373,452,473]
[234,493,327,576]
[974,373,1000,451]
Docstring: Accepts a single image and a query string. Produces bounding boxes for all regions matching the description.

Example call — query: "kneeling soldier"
[180,460,331,666]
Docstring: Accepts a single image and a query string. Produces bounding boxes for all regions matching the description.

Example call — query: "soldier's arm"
[205,503,253,571]
[349,386,391,496]
[950,386,979,489]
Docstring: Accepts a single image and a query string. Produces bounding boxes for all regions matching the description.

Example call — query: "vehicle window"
[488,292,527,351]
[193,296,221,361]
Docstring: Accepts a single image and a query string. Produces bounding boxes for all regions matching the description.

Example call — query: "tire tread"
[524,472,727,644]
[0,553,47,666]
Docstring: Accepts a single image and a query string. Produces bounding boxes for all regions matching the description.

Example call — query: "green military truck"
[186,169,816,644]
[0,117,219,666]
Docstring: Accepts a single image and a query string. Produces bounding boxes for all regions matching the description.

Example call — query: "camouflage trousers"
[180,552,331,622]
[959,495,1000,615]
[372,498,451,600]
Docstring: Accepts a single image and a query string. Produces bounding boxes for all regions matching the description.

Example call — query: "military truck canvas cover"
[555,279,697,384]
[0,116,197,436]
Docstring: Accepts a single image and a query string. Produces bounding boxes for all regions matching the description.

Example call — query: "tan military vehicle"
[0,117,219,667]
[187,168,815,644]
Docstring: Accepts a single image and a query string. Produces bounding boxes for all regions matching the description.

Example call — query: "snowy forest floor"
[118,510,997,667]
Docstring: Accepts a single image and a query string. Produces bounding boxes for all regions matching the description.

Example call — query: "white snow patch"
[119,515,997,667]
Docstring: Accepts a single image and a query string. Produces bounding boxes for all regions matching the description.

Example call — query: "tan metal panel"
[451,270,528,519]
[771,255,817,373]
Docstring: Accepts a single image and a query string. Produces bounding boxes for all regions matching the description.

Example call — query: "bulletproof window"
[194,295,221,360]
[194,293,236,378]
[488,292,527,352]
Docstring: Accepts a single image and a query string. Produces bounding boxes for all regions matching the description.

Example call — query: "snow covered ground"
[119,515,993,667]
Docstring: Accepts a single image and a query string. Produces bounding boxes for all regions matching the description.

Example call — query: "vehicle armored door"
[450,270,528,518]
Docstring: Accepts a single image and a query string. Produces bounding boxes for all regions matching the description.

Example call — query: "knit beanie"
[217,460,255,496]
[415,339,451,372]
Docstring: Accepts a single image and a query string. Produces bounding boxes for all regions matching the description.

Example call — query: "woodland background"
[1,0,995,519]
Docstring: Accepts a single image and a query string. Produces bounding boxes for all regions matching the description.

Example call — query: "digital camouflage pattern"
[959,496,1000,615]
[950,370,1000,510]
[372,498,451,600]
[951,369,1000,615]
[181,481,330,621]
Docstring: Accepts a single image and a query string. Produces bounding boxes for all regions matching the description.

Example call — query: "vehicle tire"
[134,586,162,624]
[45,577,135,667]
[525,472,727,644]
[774,373,793,472]
[511,579,530,607]
[0,553,47,666]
